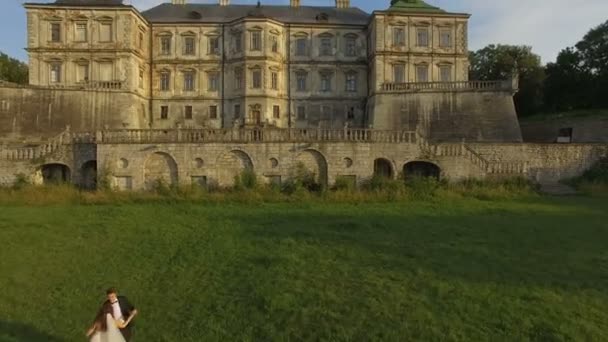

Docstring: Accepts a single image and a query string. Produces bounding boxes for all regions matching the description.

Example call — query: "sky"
[1,0,607,64]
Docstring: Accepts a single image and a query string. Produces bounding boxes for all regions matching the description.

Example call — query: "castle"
[0,0,605,190]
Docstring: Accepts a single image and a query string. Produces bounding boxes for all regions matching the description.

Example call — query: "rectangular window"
[345,38,356,57]
[321,105,332,120]
[320,73,331,92]
[271,72,278,90]
[252,70,262,89]
[347,107,355,120]
[234,68,243,90]
[393,64,405,83]
[234,33,242,53]
[161,37,171,55]
[77,64,89,82]
[209,37,220,55]
[270,35,278,53]
[100,22,112,42]
[297,106,306,120]
[208,72,219,92]
[393,27,405,47]
[417,27,429,47]
[184,71,195,91]
[296,73,307,91]
[346,73,357,92]
[440,65,452,82]
[160,106,169,120]
[296,38,307,56]
[251,31,262,51]
[185,105,193,120]
[50,23,61,42]
[99,62,113,81]
[320,38,332,56]
[184,37,195,55]
[440,30,452,48]
[75,23,87,42]
[209,105,218,119]
[50,63,61,83]
[160,72,171,91]
[234,104,241,118]
[273,105,280,119]
[416,65,429,82]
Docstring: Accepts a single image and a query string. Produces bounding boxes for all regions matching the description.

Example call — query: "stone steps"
[539,183,579,196]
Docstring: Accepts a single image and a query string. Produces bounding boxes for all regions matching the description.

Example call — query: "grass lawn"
[0,196,607,341]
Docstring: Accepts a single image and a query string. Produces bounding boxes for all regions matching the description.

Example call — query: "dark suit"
[104,296,135,341]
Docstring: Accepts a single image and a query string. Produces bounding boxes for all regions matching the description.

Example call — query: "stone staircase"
[0,128,73,161]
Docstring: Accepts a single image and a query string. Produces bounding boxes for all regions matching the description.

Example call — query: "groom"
[104,287,138,341]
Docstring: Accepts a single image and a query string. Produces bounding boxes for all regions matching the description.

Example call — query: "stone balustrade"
[380,80,514,93]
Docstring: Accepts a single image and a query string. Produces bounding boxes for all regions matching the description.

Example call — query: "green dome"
[388,0,445,13]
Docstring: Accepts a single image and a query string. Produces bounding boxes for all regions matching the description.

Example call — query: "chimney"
[219,0,229,5]
[172,0,186,4]
[336,0,349,8]
[290,0,300,7]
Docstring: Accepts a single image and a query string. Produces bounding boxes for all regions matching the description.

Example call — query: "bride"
[86,302,126,342]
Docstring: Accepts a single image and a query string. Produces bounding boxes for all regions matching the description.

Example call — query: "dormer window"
[316,13,329,22]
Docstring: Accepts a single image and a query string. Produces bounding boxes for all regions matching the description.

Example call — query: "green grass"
[1,197,607,341]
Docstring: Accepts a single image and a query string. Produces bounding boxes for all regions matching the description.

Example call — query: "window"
[296,72,307,91]
[251,31,262,51]
[75,23,87,42]
[346,73,357,92]
[393,27,405,47]
[50,63,61,83]
[209,37,220,55]
[440,30,452,48]
[320,38,332,56]
[184,37,195,55]
[417,27,429,47]
[161,37,171,55]
[296,38,307,56]
[77,63,89,82]
[160,72,171,91]
[209,105,218,119]
[297,106,306,120]
[100,22,112,42]
[185,105,193,120]
[160,106,169,120]
[51,23,61,42]
[270,35,278,53]
[345,37,356,57]
[234,33,242,53]
[138,32,144,49]
[99,62,113,81]
[347,107,355,120]
[321,105,332,120]
[273,105,280,119]
[208,72,219,92]
[234,68,243,90]
[184,71,195,91]
[271,72,278,90]
[416,64,429,82]
[440,65,452,82]
[234,104,241,118]
[393,64,405,83]
[252,69,262,89]
[320,73,332,92]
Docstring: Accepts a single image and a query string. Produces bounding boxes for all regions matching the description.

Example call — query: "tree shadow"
[0,320,65,342]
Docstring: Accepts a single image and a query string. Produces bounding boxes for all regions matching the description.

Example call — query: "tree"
[0,52,28,84]
[469,45,545,116]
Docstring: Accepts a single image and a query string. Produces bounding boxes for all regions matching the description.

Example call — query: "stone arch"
[295,149,328,187]
[373,158,394,179]
[403,161,441,180]
[144,152,178,190]
[80,160,97,190]
[40,163,71,185]
[217,149,254,186]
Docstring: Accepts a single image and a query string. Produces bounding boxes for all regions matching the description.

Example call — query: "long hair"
[93,302,114,332]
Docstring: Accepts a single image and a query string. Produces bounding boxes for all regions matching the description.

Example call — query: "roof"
[388,0,445,13]
[25,0,128,7]
[142,3,370,25]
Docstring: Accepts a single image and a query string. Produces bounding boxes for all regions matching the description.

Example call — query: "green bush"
[12,173,30,190]
[282,163,323,194]
[234,169,258,191]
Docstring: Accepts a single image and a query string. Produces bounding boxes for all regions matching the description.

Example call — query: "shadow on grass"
[0,320,64,342]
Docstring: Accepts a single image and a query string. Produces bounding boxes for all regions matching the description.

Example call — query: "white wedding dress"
[89,314,126,342]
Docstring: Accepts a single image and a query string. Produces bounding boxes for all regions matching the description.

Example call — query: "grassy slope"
[0,197,607,341]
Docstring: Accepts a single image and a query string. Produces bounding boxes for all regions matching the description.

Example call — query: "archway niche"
[41,163,71,185]
[144,152,178,190]
[217,150,254,186]
[403,161,441,180]
[295,150,328,188]
[373,158,394,179]
[80,160,98,190]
